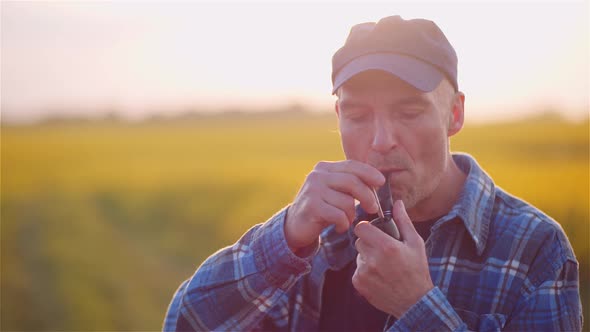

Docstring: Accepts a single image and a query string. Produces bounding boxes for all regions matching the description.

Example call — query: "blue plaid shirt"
[164,154,582,331]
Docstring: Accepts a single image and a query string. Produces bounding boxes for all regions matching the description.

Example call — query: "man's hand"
[352,200,434,318]
[284,160,385,251]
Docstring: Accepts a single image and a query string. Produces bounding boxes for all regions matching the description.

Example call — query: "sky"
[1,1,588,123]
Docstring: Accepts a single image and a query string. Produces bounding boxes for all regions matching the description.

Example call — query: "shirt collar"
[319,153,496,270]
[439,153,495,255]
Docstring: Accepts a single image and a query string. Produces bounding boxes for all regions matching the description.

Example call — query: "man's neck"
[407,156,467,222]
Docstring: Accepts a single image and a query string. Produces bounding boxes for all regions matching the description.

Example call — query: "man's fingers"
[317,160,385,188]
[354,220,393,246]
[324,172,379,214]
[392,200,421,245]
[322,189,356,224]
[319,199,350,232]
[286,160,386,251]
[355,237,370,255]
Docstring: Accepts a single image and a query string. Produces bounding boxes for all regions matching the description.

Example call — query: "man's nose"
[370,119,397,154]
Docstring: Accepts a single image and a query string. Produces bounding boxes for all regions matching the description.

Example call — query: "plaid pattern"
[164,153,582,331]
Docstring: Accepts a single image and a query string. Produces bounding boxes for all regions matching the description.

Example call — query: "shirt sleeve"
[162,207,318,331]
[503,220,583,331]
[504,257,582,331]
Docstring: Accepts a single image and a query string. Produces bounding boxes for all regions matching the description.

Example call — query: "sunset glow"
[2,1,588,123]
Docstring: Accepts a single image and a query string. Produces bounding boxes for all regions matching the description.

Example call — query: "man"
[164,16,582,331]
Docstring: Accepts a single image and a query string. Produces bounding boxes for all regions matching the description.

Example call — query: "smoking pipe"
[369,172,402,240]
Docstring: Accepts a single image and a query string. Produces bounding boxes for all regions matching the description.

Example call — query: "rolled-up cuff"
[252,207,318,290]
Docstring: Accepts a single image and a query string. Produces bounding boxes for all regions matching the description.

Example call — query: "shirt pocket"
[455,308,507,331]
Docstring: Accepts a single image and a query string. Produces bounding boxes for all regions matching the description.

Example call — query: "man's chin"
[392,190,413,208]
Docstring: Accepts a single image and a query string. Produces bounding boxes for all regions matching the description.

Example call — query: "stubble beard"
[392,168,443,212]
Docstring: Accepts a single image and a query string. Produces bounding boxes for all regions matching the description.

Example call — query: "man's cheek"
[342,137,370,161]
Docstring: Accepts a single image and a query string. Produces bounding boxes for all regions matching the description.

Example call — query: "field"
[1,111,588,330]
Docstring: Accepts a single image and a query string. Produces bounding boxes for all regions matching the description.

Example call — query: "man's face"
[336,70,460,210]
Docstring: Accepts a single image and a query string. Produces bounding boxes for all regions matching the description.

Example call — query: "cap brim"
[332,53,444,94]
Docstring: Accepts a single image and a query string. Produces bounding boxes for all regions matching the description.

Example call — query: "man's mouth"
[379,167,406,175]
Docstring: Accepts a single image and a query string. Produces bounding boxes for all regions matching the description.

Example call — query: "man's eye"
[343,111,371,122]
[345,112,371,122]
[401,109,422,118]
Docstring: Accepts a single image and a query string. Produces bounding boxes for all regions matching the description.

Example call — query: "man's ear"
[448,91,465,137]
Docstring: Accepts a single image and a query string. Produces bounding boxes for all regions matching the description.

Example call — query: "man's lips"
[379,168,406,174]
[379,168,407,183]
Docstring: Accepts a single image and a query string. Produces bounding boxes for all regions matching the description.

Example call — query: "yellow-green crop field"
[1,112,588,330]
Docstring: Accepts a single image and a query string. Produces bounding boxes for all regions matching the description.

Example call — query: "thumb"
[392,200,421,245]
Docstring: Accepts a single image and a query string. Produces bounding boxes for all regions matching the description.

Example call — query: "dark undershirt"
[318,217,439,332]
